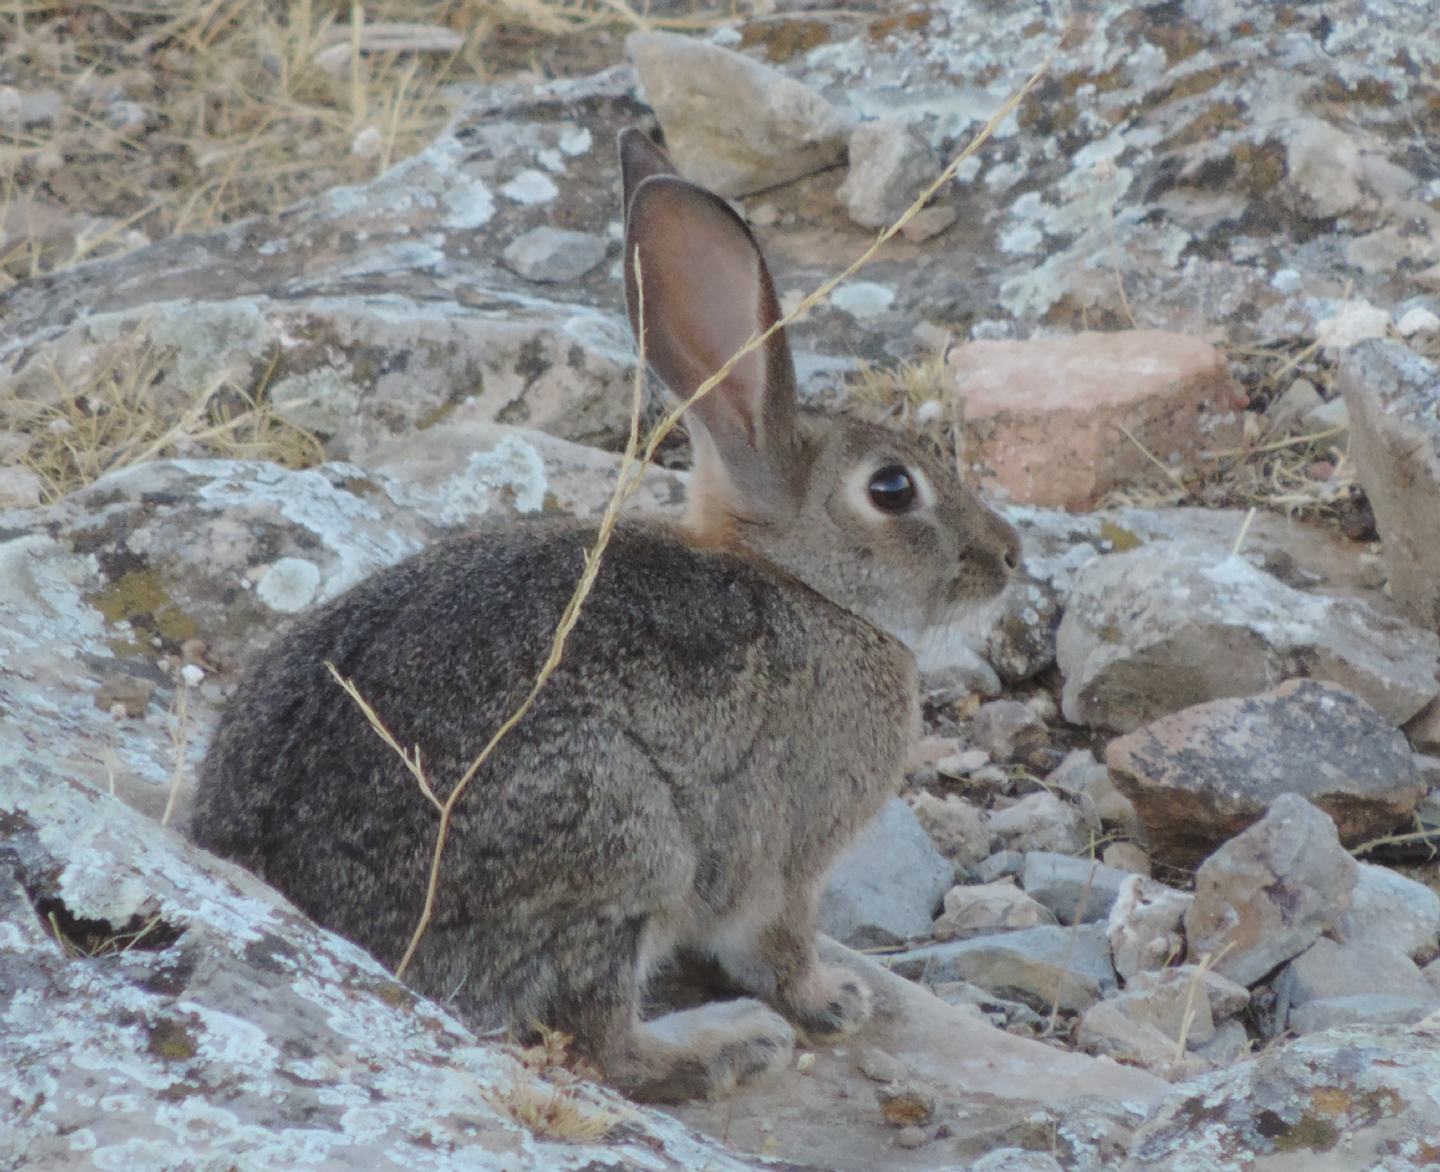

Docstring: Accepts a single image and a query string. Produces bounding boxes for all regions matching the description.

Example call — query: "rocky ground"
[4,1,1440,1169]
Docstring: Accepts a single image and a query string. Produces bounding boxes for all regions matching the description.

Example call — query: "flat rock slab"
[949,331,1246,510]
[1106,680,1426,868]
[669,943,1164,1170]
[1342,340,1440,632]
[1058,540,1440,733]
[889,924,1118,1014]
[1185,795,1359,987]
[1125,1020,1440,1170]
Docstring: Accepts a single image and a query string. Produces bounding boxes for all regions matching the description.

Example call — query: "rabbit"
[191,127,1021,1103]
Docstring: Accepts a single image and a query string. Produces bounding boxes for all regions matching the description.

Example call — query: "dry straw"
[331,61,1051,978]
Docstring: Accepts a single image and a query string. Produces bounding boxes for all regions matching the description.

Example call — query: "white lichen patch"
[0,535,107,659]
[557,125,592,156]
[500,170,559,205]
[830,282,896,318]
[440,179,495,230]
[147,300,272,391]
[268,369,362,436]
[256,558,322,614]
[468,436,548,515]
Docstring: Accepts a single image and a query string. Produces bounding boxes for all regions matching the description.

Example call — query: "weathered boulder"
[989,503,1407,686]
[1125,1021,1440,1170]
[627,31,850,197]
[0,436,687,676]
[1,70,655,459]
[1185,795,1358,987]
[948,331,1245,510]
[1341,340,1440,632]
[820,798,955,947]
[1058,541,1440,733]
[1105,680,1427,868]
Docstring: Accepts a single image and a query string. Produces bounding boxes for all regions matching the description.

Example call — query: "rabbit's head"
[619,129,1019,642]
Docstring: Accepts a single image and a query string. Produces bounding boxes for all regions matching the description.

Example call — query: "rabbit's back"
[193,514,914,1021]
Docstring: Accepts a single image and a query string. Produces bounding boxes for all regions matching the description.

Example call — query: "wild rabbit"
[192,128,1021,1102]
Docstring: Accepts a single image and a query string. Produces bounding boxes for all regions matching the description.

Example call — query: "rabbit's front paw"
[783,963,872,1043]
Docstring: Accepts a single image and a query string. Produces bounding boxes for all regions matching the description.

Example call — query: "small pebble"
[796,1052,815,1074]
[858,1048,904,1083]
[895,1125,930,1149]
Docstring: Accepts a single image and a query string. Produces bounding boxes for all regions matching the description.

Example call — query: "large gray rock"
[0,436,686,676]
[1058,540,1440,733]
[1,70,655,460]
[1281,938,1439,1035]
[627,31,849,197]
[820,797,955,947]
[1342,341,1440,632]
[0,748,771,1170]
[1185,795,1359,987]
[1125,1021,1440,1170]
[1336,862,1440,961]
[889,924,1118,1013]
[1105,680,1427,868]
[990,502,1416,685]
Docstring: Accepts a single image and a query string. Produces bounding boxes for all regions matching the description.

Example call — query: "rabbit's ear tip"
[619,128,679,200]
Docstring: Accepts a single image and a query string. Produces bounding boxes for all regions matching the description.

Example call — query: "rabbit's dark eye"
[868,465,916,513]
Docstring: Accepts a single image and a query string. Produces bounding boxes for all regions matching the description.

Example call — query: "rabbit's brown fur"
[192,129,1020,1102]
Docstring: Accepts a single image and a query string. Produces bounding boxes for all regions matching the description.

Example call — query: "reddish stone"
[948,330,1247,510]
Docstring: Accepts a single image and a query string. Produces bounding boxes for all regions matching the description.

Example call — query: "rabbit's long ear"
[622,169,802,527]
[619,128,678,215]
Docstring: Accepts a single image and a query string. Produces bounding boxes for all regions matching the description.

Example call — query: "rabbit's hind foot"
[613,999,796,1103]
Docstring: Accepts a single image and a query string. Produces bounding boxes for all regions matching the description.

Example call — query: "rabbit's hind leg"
[710,901,872,1044]
[535,912,795,1103]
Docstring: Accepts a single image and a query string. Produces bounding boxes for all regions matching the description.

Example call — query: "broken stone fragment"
[1107,876,1192,983]
[1185,794,1358,988]
[836,119,936,230]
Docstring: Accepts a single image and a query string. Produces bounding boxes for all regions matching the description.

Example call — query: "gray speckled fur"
[192,129,1020,1102]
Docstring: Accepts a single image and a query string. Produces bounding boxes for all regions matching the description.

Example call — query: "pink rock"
[947,331,1247,510]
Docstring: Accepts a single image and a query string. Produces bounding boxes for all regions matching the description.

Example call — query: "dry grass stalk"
[160,672,193,827]
[48,910,167,959]
[327,61,1051,978]
[2,328,324,502]
[1172,941,1233,1062]
[491,1076,620,1142]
